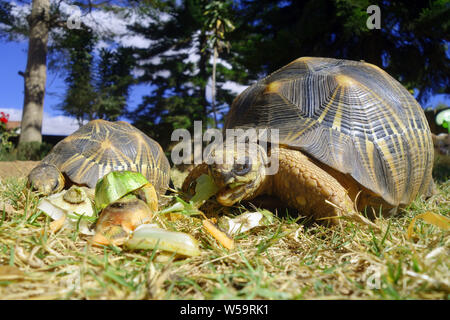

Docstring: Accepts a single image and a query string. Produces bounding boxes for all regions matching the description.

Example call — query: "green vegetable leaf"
[94,171,149,212]
[190,174,219,205]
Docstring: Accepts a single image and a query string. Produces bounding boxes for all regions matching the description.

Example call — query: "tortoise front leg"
[271,148,362,226]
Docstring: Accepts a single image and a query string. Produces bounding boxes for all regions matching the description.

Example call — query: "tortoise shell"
[225,57,434,207]
[41,120,170,196]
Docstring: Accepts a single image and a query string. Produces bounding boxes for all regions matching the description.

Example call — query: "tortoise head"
[92,197,153,246]
[206,141,268,206]
[27,163,65,196]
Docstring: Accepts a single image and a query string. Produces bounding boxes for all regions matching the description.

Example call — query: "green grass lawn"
[0,174,448,300]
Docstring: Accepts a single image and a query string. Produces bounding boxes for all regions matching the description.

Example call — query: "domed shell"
[225,57,434,207]
[42,120,170,196]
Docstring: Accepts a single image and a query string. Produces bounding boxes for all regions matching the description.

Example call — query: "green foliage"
[55,26,135,124]
[0,112,18,160]
[128,0,243,148]
[56,28,97,124]
[229,0,449,104]
[0,128,17,161]
[94,47,135,121]
[0,1,12,34]
[15,142,53,161]
[0,0,28,40]
[203,0,235,51]
[203,0,235,126]
[125,0,448,148]
[1,111,50,161]
[0,141,52,161]
[3,0,448,150]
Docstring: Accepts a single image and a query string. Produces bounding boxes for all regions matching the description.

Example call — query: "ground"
[0,161,38,181]
[0,161,448,300]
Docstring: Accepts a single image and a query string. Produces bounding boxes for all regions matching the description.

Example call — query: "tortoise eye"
[233,157,252,176]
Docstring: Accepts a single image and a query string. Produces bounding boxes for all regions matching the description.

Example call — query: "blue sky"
[1,39,449,135]
[0,40,152,135]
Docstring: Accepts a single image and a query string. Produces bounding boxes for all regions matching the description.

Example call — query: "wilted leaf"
[407,211,450,239]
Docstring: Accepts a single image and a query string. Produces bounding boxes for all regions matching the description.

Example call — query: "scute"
[225,57,434,207]
[41,120,170,196]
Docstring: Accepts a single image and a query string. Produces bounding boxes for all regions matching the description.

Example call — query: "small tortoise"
[28,120,170,200]
[183,57,435,224]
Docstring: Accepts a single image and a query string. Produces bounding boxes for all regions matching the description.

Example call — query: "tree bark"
[19,0,50,145]
[198,31,209,130]
[211,46,218,128]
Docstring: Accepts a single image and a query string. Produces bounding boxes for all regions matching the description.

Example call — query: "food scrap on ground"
[125,224,201,257]
[202,219,235,250]
[37,186,95,234]
[219,210,274,236]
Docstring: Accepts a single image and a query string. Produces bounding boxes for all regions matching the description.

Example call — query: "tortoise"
[28,119,171,201]
[183,57,435,224]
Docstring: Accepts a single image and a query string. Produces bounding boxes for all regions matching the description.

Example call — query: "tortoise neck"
[253,173,274,198]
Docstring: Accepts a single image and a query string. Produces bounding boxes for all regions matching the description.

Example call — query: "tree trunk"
[211,46,218,128]
[19,0,50,145]
[198,31,209,130]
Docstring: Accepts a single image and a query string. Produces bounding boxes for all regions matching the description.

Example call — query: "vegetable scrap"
[125,224,201,257]
[37,186,95,234]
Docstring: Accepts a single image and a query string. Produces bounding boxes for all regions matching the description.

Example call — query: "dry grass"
[0,175,448,300]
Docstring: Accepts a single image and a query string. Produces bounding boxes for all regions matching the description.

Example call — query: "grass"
[0,175,448,300]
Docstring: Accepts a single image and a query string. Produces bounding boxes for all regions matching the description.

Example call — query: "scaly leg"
[270,148,373,226]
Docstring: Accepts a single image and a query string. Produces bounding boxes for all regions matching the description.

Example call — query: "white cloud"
[10,1,156,51]
[131,67,145,78]
[42,114,84,135]
[119,35,153,49]
[1,108,83,136]
[222,81,248,95]
[73,3,155,51]
[204,78,248,103]
[10,1,31,22]
[1,108,24,123]
[155,70,171,78]
[210,56,233,70]
[183,51,201,65]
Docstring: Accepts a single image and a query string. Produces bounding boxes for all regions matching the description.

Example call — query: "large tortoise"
[28,120,170,200]
[183,57,434,224]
